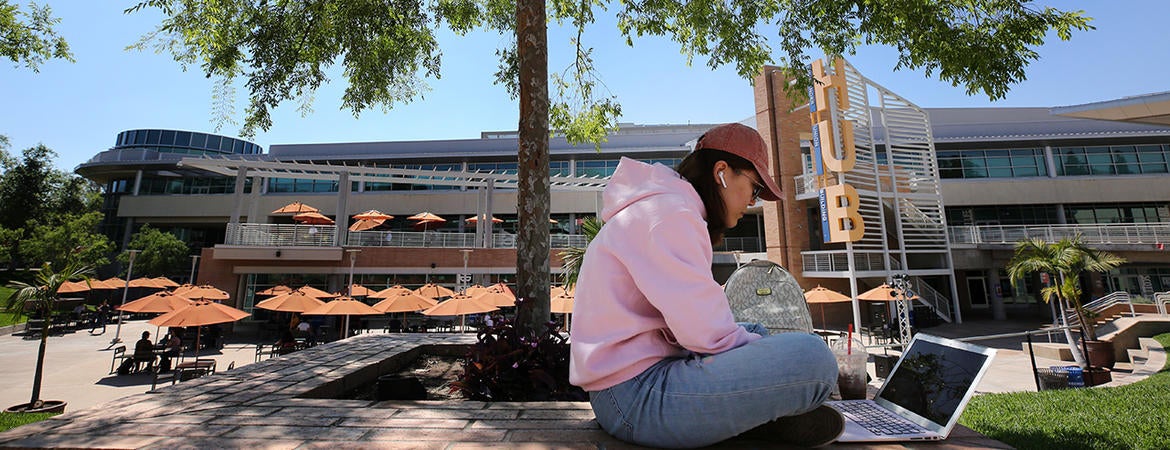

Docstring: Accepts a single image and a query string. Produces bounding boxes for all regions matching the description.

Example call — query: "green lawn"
[960,333,1170,450]
[0,286,25,328]
[0,412,58,433]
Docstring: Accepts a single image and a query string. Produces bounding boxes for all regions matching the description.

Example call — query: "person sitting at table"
[159,332,182,371]
[276,330,298,355]
[132,331,156,372]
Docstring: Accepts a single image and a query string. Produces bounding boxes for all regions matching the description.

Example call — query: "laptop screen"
[876,338,990,425]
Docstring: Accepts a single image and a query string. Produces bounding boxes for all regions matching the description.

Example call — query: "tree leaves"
[0,0,73,71]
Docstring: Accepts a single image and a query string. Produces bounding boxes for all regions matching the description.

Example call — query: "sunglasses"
[737,170,766,202]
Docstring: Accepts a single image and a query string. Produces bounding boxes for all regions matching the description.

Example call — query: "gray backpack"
[723,260,813,334]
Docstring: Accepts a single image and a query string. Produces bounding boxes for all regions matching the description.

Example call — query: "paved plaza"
[0,317,1160,448]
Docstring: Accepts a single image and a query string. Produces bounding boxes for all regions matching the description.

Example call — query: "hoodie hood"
[602,157,703,221]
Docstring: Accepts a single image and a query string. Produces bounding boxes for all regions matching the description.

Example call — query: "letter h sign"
[809,59,864,243]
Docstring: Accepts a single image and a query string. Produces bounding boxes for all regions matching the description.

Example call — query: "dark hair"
[676,148,756,245]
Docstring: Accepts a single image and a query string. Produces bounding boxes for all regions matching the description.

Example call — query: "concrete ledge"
[0,332,1010,449]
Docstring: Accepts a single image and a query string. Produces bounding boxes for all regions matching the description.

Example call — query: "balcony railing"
[225,223,590,249]
[801,250,895,273]
[948,223,1170,246]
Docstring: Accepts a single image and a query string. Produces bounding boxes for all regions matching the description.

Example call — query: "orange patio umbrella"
[415,283,455,299]
[256,285,294,296]
[370,285,413,299]
[408,212,446,232]
[101,277,127,288]
[858,284,918,302]
[272,201,319,214]
[464,215,503,224]
[803,286,852,329]
[353,209,393,221]
[471,290,515,307]
[295,285,336,299]
[349,218,385,231]
[57,280,96,294]
[490,282,515,297]
[293,212,335,225]
[304,296,383,339]
[149,300,250,359]
[550,290,575,330]
[422,293,498,332]
[345,284,374,297]
[118,291,194,313]
[128,277,167,289]
[153,277,181,288]
[181,284,230,301]
[255,289,327,313]
[464,284,489,297]
[372,291,438,330]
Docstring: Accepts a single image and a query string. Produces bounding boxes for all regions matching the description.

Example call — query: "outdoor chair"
[110,345,129,374]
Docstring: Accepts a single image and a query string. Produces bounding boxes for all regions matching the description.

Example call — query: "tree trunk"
[514,0,551,335]
[30,313,48,408]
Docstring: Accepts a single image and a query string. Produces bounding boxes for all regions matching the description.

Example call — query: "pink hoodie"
[569,157,761,391]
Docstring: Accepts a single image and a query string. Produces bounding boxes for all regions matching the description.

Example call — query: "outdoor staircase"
[1106,337,1168,387]
[907,276,953,324]
[1063,291,1138,334]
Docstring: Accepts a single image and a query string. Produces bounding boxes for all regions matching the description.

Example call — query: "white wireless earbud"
[719,171,728,188]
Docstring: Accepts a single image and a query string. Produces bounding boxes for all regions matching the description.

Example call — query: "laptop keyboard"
[832,401,927,436]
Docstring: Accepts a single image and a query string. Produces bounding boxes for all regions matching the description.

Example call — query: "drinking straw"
[847,324,853,355]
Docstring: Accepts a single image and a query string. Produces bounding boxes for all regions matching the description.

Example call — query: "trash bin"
[1035,367,1069,390]
[1064,366,1085,388]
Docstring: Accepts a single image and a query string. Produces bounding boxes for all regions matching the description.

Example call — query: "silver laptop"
[827,333,996,442]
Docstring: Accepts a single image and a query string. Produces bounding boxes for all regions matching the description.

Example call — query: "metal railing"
[227,223,590,249]
[909,276,953,323]
[714,237,765,253]
[949,223,1170,246]
[801,250,893,272]
[1063,291,1135,329]
[1155,291,1170,315]
[226,223,338,246]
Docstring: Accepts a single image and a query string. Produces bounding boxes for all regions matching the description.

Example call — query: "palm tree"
[1007,236,1125,364]
[6,262,93,410]
[557,217,603,290]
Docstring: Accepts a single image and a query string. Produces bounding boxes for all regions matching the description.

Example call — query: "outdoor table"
[174,359,216,381]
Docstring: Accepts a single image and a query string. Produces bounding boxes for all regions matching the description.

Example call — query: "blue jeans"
[589,332,837,448]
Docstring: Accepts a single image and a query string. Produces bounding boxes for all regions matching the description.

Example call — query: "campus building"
[75,77,1170,330]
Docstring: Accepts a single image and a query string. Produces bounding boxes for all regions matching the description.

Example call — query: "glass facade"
[1066,202,1170,224]
[946,205,1059,226]
[947,202,1170,226]
[1054,144,1170,176]
[937,143,1170,179]
[577,158,681,178]
[115,129,262,155]
[938,148,1047,179]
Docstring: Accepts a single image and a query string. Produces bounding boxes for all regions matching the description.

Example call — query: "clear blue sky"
[2,1,1168,171]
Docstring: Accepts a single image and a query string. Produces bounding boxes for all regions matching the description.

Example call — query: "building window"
[1055,144,1170,176]
[945,205,1059,226]
[938,148,1046,179]
[1066,202,1170,224]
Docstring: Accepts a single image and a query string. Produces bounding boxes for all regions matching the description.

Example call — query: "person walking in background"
[569,123,842,448]
[91,301,110,334]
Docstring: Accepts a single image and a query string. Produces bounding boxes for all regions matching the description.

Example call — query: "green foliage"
[6,262,93,319]
[0,226,20,265]
[1006,236,1125,341]
[0,0,73,71]
[0,144,57,231]
[20,212,113,270]
[960,333,1170,450]
[0,412,59,432]
[453,304,587,401]
[557,216,602,289]
[119,225,191,277]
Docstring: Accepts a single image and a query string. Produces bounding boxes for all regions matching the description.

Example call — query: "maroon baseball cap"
[695,123,782,201]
